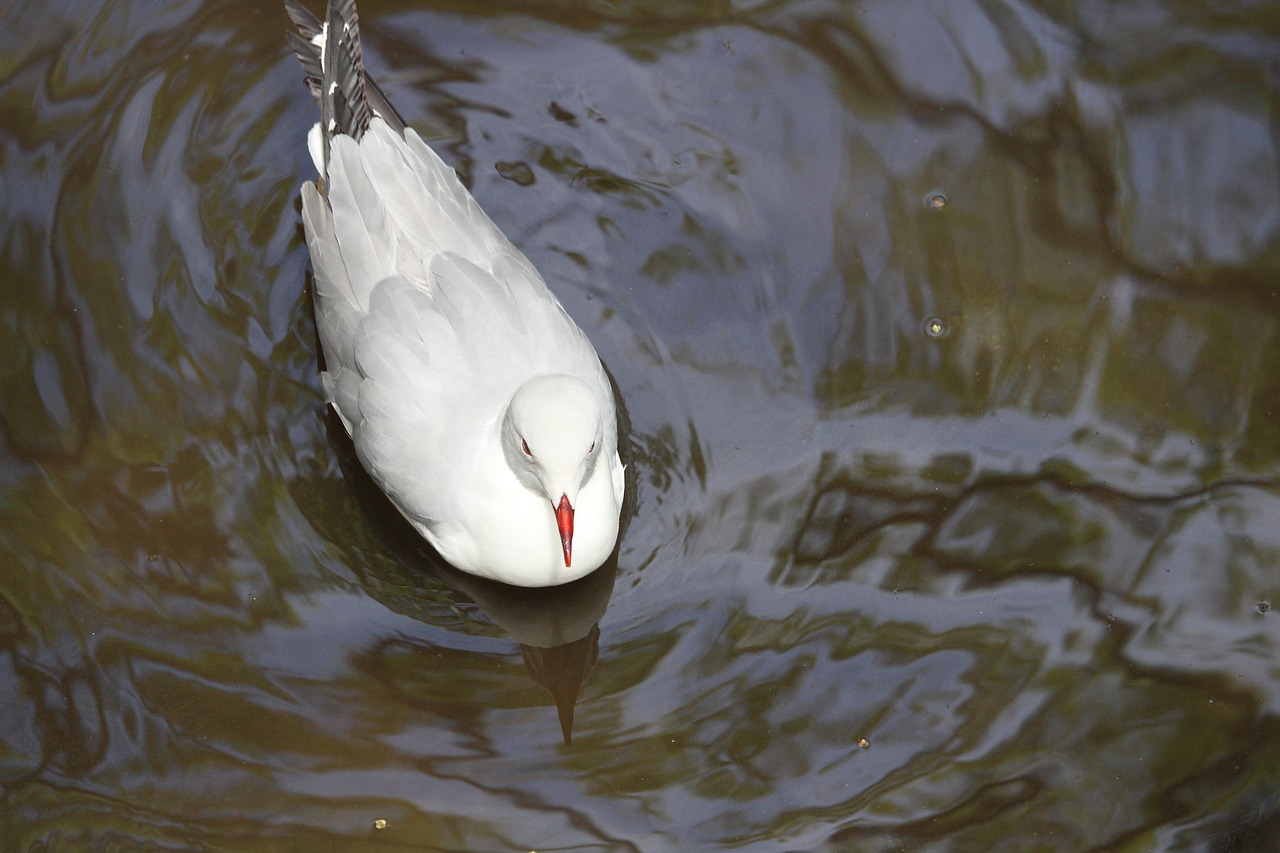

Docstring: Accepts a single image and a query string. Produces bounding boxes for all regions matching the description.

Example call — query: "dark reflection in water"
[2,0,1279,849]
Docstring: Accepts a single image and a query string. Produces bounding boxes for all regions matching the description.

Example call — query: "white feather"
[361,122,500,265]
[327,136,398,308]
[306,123,324,174]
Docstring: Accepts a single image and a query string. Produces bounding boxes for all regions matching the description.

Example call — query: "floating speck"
[1259,601,1271,614]
[857,738,870,749]
[548,101,577,126]
[373,819,388,830]
[926,192,947,211]
[924,316,947,338]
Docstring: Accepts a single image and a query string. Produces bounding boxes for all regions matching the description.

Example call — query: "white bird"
[286,0,624,587]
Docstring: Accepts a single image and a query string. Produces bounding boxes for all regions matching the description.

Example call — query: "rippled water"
[3,0,1279,849]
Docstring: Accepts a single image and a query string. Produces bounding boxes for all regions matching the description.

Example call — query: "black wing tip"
[284,0,321,38]
[285,0,407,146]
[283,0,370,144]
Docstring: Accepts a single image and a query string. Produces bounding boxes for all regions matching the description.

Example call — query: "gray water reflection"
[2,0,1279,849]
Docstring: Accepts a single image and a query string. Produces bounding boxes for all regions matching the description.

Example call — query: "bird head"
[502,373,605,568]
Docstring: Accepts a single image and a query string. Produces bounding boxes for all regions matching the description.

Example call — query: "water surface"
[2,0,1279,849]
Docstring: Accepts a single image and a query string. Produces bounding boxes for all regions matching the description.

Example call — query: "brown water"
[3,0,1279,850]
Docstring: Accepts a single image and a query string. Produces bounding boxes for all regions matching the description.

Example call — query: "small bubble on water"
[926,192,947,211]
[924,316,947,338]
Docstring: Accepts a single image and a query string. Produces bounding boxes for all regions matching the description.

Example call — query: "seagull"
[285,0,624,587]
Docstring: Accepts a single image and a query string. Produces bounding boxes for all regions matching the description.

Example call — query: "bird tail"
[285,0,406,180]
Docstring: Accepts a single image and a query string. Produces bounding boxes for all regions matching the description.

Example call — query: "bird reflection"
[521,625,599,744]
[323,408,616,744]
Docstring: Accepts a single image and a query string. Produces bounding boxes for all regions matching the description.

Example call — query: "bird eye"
[521,438,532,457]
[588,440,596,454]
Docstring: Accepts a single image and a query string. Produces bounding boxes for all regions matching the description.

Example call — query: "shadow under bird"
[286,0,625,587]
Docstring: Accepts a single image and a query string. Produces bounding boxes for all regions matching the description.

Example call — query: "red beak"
[554,494,574,567]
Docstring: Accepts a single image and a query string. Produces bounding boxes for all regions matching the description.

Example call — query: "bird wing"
[340,257,606,531]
